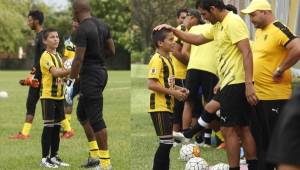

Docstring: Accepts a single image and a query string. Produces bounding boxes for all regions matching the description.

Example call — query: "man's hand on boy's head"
[153,24,174,31]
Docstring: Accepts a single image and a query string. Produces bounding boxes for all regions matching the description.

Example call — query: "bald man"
[65,0,115,169]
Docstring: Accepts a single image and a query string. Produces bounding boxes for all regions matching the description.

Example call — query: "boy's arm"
[50,67,70,78]
[148,78,187,101]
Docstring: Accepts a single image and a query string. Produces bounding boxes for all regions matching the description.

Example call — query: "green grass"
[0,70,130,170]
[131,64,227,170]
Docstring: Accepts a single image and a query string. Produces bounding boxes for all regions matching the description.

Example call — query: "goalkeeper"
[10,10,45,139]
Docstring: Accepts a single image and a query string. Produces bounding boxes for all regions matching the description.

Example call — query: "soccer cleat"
[173,131,191,143]
[9,132,30,139]
[61,130,75,139]
[50,155,70,167]
[216,143,226,149]
[40,157,58,168]
[81,156,100,168]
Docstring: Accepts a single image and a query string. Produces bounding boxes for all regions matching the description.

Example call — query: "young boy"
[148,28,189,170]
[39,28,70,168]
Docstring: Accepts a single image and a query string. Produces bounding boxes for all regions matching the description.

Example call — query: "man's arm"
[273,38,300,80]
[172,43,189,65]
[237,39,258,105]
[70,47,86,79]
[50,67,70,78]
[154,24,212,45]
[105,38,115,57]
[181,42,191,63]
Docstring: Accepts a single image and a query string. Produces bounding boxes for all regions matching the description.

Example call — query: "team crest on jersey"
[150,67,157,74]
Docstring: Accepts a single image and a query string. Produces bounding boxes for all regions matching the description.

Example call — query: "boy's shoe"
[50,155,70,167]
[62,129,75,139]
[172,131,191,143]
[9,132,30,140]
[81,156,100,168]
[40,157,58,168]
[95,164,112,170]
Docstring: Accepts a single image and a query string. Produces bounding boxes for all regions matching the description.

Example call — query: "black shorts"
[213,83,252,127]
[186,69,218,103]
[64,79,80,107]
[267,87,300,165]
[77,66,108,125]
[173,79,185,124]
[41,99,65,122]
[26,75,41,116]
[150,112,173,136]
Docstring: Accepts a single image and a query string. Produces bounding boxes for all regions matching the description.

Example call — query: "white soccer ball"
[180,144,201,161]
[185,157,209,170]
[0,91,8,98]
[64,59,73,70]
[211,163,230,170]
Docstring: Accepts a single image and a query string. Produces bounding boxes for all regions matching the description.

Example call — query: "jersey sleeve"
[147,56,162,80]
[273,22,297,47]
[227,17,249,44]
[40,53,55,71]
[75,26,87,48]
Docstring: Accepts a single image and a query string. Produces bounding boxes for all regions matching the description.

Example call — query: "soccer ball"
[185,157,209,170]
[180,144,201,161]
[64,59,73,70]
[211,163,229,170]
[0,91,8,98]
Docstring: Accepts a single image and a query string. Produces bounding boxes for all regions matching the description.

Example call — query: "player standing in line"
[241,0,300,169]
[65,0,115,169]
[148,28,189,170]
[10,10,45,139]
[39,28,70,168]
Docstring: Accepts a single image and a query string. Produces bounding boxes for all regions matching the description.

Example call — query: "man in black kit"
[65,0,115,169]
[10,10,45,139]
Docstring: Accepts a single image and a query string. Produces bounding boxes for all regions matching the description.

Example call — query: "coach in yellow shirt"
[241,0,300,170]
[155,0,258,169]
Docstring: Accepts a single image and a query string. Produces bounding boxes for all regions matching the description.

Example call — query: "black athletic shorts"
[173,79,185,124]
[64,79,80,107]
[213,83,252,127]
[26,75,41,116]
[41,99,65,122]
[186,69,218,103]
[77,66,108,125]
[150,112,173,136]
[267,87,300,165]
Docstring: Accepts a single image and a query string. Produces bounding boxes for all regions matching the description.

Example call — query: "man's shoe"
[81,156,100,168]
[62,130,75,139]
[40,157,58,168]
[173,131,191,143]
[50,155,70,167]
[9,132,30,139]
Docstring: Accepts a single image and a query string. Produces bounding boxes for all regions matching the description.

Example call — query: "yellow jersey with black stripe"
[63,38,75,59]
[253,21,296,100]
[148,52,175,113]
[40,51,64,100]
[202,12,249,89]
[173,25,187,79]
[188,24,217,75]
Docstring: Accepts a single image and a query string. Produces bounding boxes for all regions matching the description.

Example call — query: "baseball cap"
[241,0,272,15]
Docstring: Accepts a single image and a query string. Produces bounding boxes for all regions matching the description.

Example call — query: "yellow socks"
[61,118,71,132]
[99,150,111,167]
[89,141,100,159]
[215,131,224,142]
[21,122,32,136]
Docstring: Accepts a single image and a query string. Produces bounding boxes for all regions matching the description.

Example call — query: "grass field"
[131,64,227,170]
[0,70,130,170]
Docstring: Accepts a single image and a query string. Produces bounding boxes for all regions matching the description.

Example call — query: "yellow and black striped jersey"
[148,52,175,113]
[40,51,64,100]
[63,38,75,60]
